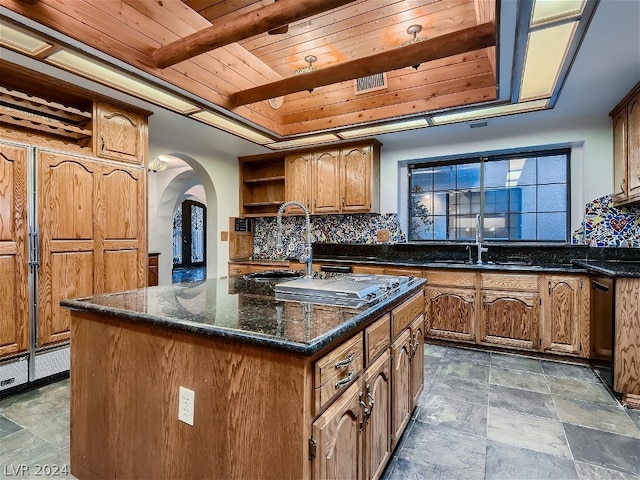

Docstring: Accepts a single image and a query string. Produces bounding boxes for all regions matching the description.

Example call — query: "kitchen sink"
[243,270,304,282]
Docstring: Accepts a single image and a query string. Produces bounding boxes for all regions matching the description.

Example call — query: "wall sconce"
[148,157,168,172]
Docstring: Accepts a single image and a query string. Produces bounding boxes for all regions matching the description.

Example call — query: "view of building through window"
[409,150,570,242]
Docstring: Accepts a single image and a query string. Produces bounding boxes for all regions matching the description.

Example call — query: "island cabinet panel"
[94,101,148,165]
[0,143,29,358]
[363,352,391,480]
[614,277,640,407]
[409,316,425,407]
[541,275,589,356]
[390,329,411,447]
[312,380,363,480]
[71,314,312,480]
[314,333,364,414]
[364,314,390,365]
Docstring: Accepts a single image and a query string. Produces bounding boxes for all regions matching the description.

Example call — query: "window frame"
[406,148,571,243]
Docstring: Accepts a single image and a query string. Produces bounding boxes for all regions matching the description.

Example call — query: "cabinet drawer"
[228,264,250,276]
[314,334,364,413]
[481,273,539,291]
[391,292,424,339]
[364,314,390,365]
[424,269,476,288]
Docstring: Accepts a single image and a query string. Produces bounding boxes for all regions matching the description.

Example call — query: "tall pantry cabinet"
[0,88,149,392]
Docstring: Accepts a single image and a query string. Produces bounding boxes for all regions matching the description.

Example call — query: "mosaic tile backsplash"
[572,195,640,247]
[252,194,638,259]
[252,214,405,259]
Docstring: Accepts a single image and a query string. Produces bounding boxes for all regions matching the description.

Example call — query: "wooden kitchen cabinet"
[341,144,379,213]
[409,316,425,407]
[424,269,476,343]
[93,101,148,165]
[311,351,391,480]
[479,273,540,352]
[0,143,29,359]
[313,150,341,213]
[239,153,286,217]
[37,150,146,347]
[611,82,640,205]
[285,152,312,213]
[390,329,411,449]
[614,277,640,408]
[541,275,590,356]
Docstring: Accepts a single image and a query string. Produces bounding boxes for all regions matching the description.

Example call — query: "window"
[408,150,569,242]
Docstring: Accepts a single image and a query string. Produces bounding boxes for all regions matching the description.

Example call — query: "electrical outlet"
[377,230,390,243]
[178,386,194,426]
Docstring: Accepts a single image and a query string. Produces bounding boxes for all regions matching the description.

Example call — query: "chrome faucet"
[475,213,488,264]
[276,201,313,278]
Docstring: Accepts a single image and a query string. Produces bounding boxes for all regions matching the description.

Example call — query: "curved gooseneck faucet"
[276,201,313,278]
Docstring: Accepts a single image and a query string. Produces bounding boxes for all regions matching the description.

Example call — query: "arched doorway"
[172,199,207,282]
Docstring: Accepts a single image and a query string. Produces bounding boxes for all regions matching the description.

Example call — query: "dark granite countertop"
[314,256,585,274]
[61,275,425,356]
[571,260,640,278]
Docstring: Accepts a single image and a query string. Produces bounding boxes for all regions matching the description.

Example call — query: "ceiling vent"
[354,72,387,95]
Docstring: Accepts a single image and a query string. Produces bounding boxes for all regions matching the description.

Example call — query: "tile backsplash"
[572,194,640,247]
[252,213,404,259]
[251,194,639,259]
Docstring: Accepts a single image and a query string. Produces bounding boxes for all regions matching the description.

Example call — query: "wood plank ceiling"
[1,0,497,139]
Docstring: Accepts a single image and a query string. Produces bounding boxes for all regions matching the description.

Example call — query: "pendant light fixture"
[294,55,318,92]
[400,25,426,70]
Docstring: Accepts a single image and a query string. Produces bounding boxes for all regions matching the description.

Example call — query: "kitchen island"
[62,274,426,480]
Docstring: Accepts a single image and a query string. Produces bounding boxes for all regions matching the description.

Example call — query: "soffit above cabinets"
[0,0,597,148]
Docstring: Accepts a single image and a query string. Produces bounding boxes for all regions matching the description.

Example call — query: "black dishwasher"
[590,276,614,389]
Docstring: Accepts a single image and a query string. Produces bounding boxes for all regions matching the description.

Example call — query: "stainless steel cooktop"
[274,274,413,306]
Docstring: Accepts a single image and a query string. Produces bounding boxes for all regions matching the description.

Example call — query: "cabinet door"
[612,107,628,204]
[313,150,340,213]
[37,151,98,347]
[480,290,540,351]
[363,352,391,480]
[390,329,411,449]
[542,276,587,356]
[97,163,146,293]
[94,102,147,165]
[341,145,372,213]
[312,380,363,480]
[285,152,312,213]
[409,316,425,407]
[425,286,475,342]
[0,143,29,358]
[627,92,640,201]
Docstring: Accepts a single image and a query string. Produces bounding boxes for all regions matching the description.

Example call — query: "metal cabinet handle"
[335,351,354,368]
[335,369,354,388]
[100,134,105,152]
[359,391,369,432]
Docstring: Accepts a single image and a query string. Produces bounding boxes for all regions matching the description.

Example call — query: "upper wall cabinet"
[241,140,381,217]
[611,82,640,206]
[94,101,149,165]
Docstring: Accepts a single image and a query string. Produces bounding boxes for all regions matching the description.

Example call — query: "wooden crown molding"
[230,22,496,107]
[152,0,357,69]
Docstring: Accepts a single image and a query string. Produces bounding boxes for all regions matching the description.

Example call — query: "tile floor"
[1,344,639,479]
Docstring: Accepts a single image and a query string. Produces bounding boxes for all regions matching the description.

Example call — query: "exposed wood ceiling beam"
[152,0,357,69]
[230,22,496,107]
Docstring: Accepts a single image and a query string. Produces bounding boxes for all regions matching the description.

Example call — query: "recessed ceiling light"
[46,49,200,114]
[519,21,578,101]
[337,118,428,139]
[0,19,53,56]
[431,100,548,125]
[265,133,339,149]
[191,110,274,145]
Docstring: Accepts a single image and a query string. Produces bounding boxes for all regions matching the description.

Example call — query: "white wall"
[378,108,613,237]
[147,113,264,281]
